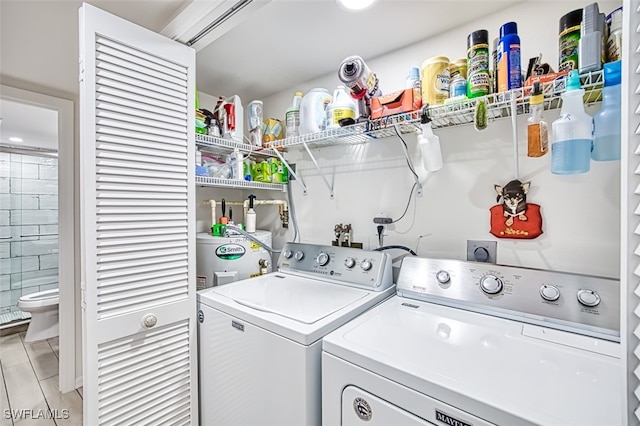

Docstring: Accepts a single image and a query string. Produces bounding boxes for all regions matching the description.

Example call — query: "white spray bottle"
[418,107,443,172]
[245,194,257,233]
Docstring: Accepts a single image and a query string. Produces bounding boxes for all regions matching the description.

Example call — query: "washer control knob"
[479,274,503,295]
[360,259,373,271]
[294,251,304,261]
[283,249,293,259]
[540,284,560,302]
[344,257,356,269]
[316,252,330,266]
[577,289,601,307]
[436,270,450,284]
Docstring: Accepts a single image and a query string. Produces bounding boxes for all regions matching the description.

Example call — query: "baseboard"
[0,321,29,336]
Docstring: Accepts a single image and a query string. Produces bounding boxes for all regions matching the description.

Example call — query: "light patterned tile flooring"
[0,332,82,425]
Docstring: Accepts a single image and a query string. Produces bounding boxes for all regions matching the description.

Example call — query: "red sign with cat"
[490,180,543,239]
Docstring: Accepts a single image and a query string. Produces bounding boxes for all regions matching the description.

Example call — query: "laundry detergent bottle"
[551,70,593,174]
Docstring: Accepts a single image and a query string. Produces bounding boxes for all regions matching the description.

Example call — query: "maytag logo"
[215,244,246,260]
[435,410,471,426]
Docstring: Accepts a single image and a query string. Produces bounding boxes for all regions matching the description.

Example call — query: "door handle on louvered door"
[141,313,158,329]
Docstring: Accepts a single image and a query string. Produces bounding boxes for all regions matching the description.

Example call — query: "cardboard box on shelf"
[371,88,422,119]
[523,71,568,96]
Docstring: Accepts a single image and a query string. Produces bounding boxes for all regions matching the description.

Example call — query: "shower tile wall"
[0,152,58,319]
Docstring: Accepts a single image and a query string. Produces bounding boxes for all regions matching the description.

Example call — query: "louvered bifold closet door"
[627,0,640,423]
[79,4,196,425]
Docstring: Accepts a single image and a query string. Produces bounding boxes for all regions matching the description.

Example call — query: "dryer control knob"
[577,289,601,307]
[294,251,304,261]
[283,249,293,259]
[344,257,356,268]
[540,284,560,302]
[479,274,503,295]
[316,252,330,266]
[436,270,450,284]
[360,259,372,271]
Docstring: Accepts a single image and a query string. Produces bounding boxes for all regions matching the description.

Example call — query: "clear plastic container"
[592,60,621,161]
[551,70,593,174]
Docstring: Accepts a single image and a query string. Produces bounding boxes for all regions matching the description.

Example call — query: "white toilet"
[17,288,59,342]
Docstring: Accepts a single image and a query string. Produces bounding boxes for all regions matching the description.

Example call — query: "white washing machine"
[322,257,622,426]
[197,242,395,426]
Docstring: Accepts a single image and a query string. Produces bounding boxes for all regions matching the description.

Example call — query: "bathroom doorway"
[0,85,76,392]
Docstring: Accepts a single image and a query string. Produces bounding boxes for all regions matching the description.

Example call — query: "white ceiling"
[0,0,523,149]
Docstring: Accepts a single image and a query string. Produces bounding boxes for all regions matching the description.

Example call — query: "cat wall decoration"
[490,179,543,239]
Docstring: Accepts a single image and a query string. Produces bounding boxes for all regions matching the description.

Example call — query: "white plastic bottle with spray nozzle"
[245,194,257,233]
[418,110,443,172]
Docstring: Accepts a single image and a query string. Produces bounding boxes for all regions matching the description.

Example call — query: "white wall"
[249,0,622,278]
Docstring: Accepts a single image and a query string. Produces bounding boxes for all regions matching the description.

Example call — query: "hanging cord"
[225,225,282,254]
[373,245,417,256]
[414,234,431,255]
[390,182,418,224]
[389,123,420,225]
[393,124,420,182]
[286,180,300,242]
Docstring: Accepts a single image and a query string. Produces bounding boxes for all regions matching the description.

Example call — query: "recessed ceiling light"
[9,137,24,143]
[336,0,377,11]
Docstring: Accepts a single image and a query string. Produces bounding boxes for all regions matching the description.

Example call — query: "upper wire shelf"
[266,69,604,150]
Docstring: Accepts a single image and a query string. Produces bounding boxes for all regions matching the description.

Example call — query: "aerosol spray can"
[247,100,263,147]
[338,55,382,120]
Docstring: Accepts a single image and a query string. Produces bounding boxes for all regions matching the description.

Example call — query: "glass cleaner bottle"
[592,60,621,161]
[551,71,593,174]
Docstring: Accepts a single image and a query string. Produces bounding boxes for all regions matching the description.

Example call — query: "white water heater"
[196,230,273,289]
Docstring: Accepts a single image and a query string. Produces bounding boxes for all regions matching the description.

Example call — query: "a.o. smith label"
[435,409,472,426]
[215,244,246,260]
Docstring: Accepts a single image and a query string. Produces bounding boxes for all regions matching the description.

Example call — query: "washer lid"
[209,273,369,324]
[323,296,623,426]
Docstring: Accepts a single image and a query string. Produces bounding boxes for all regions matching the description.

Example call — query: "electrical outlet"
[373,214,390,237]
[466,240,497,263]
[374,223,388,237]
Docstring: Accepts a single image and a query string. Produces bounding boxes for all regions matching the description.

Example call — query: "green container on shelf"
[252,160,272,183]
[269,158,288,183]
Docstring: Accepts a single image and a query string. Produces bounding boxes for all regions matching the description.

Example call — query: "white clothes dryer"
[322,257,622,426]
[198,242,394,426]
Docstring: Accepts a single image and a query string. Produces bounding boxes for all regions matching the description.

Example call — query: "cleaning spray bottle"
[418,106,443,172]
[245,194,257,233]
[551,70,593,174]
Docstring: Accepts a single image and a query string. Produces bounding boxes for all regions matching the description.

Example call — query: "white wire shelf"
[196,176,287,192]
[266,69,604,150]
[195,133,281,158]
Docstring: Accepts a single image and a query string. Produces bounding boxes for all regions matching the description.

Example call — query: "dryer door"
[342,386,431,425]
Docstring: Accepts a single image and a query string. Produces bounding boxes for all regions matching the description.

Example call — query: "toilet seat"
[17,288,59,310]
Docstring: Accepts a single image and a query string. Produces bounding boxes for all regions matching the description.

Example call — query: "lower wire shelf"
[196,176,287,192]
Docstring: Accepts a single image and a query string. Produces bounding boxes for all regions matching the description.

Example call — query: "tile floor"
[0,331,83,425]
